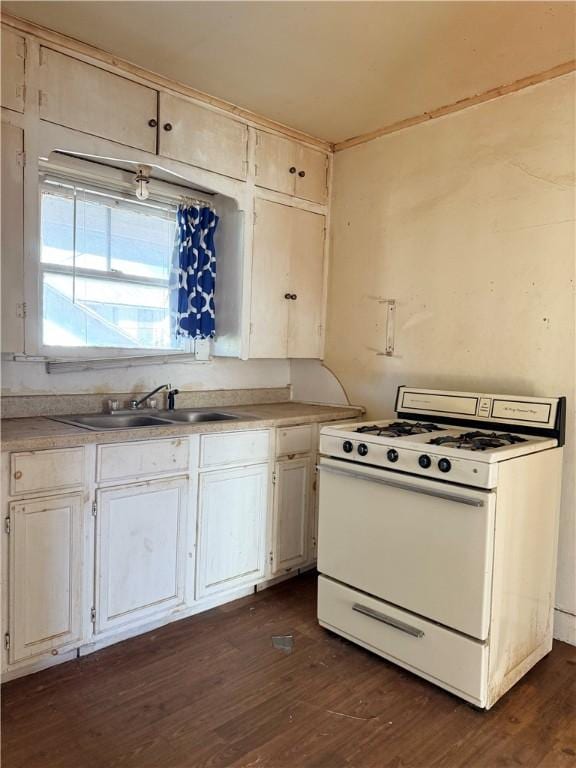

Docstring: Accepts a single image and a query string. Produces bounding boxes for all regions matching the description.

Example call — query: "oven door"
[317,457,496,640]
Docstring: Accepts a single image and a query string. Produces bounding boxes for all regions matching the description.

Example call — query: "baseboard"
[553,608,576,645]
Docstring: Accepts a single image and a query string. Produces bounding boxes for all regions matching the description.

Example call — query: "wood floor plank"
[2,572,575,768]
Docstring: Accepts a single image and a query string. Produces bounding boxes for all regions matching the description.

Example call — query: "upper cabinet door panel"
[39,48,158,152]
[255,130,329,204]
[254,131,296,196]
[295,145,329,204]
[287,208,325,358]
[1,28,25,113]
[249,199,292,358]
[1,122,25,355]
[158,93,248,180]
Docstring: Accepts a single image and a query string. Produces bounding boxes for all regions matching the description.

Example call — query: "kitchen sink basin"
[158,410,242,423]
[50,414,175,430]
[49,410,244,431]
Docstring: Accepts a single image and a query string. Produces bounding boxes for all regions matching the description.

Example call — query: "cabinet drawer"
[10,448,85,496]
[276,425,314,457]
[318,576,487,705]
[97,438,189,483]
[200,430,270,468]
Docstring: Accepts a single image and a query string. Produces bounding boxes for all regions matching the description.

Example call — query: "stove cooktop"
[428,431,527,452]
[355,421,445,437]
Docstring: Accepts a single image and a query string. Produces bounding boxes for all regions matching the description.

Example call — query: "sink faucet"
[129,383,178,410]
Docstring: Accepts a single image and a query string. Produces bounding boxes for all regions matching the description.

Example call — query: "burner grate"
[356,421,444,438]
[428,431,527,451]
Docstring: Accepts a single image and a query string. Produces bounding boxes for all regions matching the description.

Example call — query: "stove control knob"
[387,449,399,463]
[357,443,369,457]
[438,458,452,473]
[418,454,432,469]
[342,440,354,454]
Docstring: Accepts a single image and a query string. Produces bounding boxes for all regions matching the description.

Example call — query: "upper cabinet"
[254,130,329,204]
[250,199,325,359]
[158,93,248,180]
[39,48,158,152]
[1,28,26,113]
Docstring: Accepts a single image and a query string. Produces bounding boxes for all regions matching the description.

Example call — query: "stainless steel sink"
[49,410,243,431]
[158,410,242,423]
[49,414,175,430]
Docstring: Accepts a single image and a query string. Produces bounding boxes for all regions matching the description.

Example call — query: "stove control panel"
[320,435,498,489]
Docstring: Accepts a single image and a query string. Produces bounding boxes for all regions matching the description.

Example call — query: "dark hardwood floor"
[2,572,575,768]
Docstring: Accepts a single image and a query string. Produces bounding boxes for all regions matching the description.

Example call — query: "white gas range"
[317,387,565,709]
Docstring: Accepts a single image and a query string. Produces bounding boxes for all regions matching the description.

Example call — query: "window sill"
[5,351,211,374]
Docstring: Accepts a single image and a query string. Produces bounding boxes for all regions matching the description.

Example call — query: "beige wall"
[325,74,576,634]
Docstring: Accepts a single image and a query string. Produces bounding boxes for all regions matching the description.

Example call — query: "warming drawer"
[318,575,487,706]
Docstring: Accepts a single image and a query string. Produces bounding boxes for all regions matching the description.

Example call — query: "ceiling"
[3,1,575,143]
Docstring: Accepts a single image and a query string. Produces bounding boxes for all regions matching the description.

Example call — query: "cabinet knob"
[148,118,158,127]
[289,166,297,174]
[163,122,173,132]
[13,470,22,480]
[298,170,306,178]
[284,293,292,300]
[290,294,297,300]
[51,648,59,656]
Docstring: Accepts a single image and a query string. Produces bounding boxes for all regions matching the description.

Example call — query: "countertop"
[1,401,364,452]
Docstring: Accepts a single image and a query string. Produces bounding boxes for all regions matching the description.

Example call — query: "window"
[40,177,184,351]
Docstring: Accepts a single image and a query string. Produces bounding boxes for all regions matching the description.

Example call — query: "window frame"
[36,171,194,359]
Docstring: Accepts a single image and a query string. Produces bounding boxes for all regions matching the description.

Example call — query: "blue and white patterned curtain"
[172,203,218,340]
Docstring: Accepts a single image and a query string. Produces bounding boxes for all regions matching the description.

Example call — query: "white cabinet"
[95,477,188,633]
[196,464,268,598]
[8,494,85,663]
[255,131,329,203]
[1,28,25,113]
[158,93,248,180]
[1,121,25,354]
[39,47,158,152]
[250,199,325,358]
[272,456,312,574]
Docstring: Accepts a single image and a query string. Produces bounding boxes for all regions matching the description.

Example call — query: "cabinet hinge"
[4,633,10,651]
[269,551,274,565]
[253,210,257,225]
[38,90,47,108]
[254,163,259,177]
[4,517,11,535]
[16,151,26,168]
[249,322,254,336]
[272,471,277,485]
[16,302,27,319]
[90,607,96,624]
[318,324,323,337]
[91,501,97,517]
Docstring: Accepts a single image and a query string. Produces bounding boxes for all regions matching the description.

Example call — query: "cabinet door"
[287,208,325,358]
[1,28,25,112]
[9,494,84,663]
[196,464,268,597]
[159,93,248,180]
[254,131,296,196]
[249,199,291,357]
[272,457,311,574]
[1,122,25,354]
[96,477,188,633]
[39,48,158,152]
[295,145,329,204]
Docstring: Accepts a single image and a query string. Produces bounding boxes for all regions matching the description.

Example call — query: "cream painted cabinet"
[8,493,85,663]
[255,131,329,203]
[1,121,25,354]
[196,463,268,598]
[158,93,248,180]
[272,456,312,574]
[95,477,188,633]
[38,47,158,152]
[1,28,25,112]
[250,199,325,358]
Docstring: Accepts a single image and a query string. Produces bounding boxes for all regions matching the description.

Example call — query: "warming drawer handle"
[318,464,485,507]
[352,603,425,638]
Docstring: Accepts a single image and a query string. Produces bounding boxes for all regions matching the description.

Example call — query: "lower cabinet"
[8,493,84,663]
[95,476,188,633]
[272,456,312,574]
[196,463,268,598]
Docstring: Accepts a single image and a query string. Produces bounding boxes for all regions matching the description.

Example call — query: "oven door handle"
[352,603,425,638]
[318,464,485,507]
